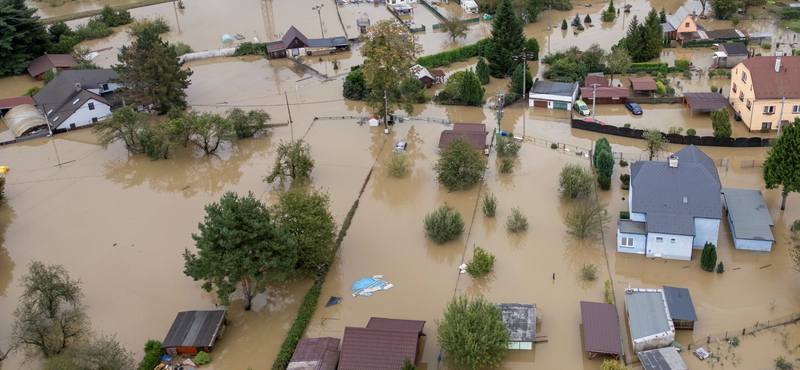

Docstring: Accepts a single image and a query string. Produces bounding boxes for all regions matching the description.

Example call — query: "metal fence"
[686,312,800,351]
[572,119,775,148]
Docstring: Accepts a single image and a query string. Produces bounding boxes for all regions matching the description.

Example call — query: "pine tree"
[571,14,582,27]
[643,8,664,60]
[763,119,800,210]
[584,14,592,23]
[624,16,645,62]
[700,242,717,272]
[487,0,525,78]
[476,57,490,85]
[561,19,568,30]
[509,63,532,96]
[460,69,485,106]
[524,38,539,60]
[0,0,50,77]
[659,7,667,23]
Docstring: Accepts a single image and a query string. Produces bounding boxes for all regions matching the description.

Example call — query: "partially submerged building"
[438,123,489,153]
[580,301,624,359]
[268,26,350,58]
[32,69,119,131]
[638,347,688,370]
[2,104,47,138]
[721,188,775,251]
[662,286,697,330]
[161,310,227,355]
[625,288,674,353]
[528,80,579,110]
[339,317,425,370]
[580,87,630,105]
[661,7,697,41]
[287,337,340,370]
[413,65,435,88]
[714,42,750,68]
[27,54,77,80]
[629,77,658,95]
[496,303,536,350]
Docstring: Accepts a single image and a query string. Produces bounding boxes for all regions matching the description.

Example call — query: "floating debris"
[351,275,393,297]
[459,263,468,274]
[325,296,342,307]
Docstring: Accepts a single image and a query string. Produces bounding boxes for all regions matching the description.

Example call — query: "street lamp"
[312,4,325,38]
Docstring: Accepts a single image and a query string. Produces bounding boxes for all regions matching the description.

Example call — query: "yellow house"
[728,56,800,132]
[662,7,697,41]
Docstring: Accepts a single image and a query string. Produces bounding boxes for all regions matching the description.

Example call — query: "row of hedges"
[417,38,491,69]
[233,42,267,57]
[571,119,774,147]
[781,9,800,19]
[682,38,747,48]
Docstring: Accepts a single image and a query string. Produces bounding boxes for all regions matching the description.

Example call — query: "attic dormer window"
[47,109,53,115]
[73,98,80,105]
[53,116,59,122]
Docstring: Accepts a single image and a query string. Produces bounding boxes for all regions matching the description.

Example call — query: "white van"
[461,0,479,14]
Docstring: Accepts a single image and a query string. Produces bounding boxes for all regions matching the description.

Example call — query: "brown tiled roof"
[629,77,657,91]
[683,92,729,110]
[584,75,608,87]
[580,301,624,356]
[453,123,486,132]
[741,56,800,99]
[430,69,445,77]
[27,54,77,77]
[0,96,36,109]
[339,327,419,370]
[438,131,487,150]
[288,337,340,370]
[581,87,630,99]
[367,318,426,335]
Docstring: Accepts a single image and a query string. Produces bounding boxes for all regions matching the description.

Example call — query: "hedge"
[233,42,266,57]
[417,38,491,69]
[682,38,746,48]
[138,340,163,370]
[781,9,800,19]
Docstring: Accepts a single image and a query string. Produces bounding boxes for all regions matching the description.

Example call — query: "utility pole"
[590,83,601,122]
[547,3,551,30]
[777,95,786,136]
[40,103,53,137]
[495,91,505,136]
[384,89,389,134]
[312,4,325,38]
[285,92,294,142]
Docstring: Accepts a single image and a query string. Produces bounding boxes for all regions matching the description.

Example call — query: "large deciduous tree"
[92,107,153,154]
[437,295,509,370]
[441,10,469,41]
[113,28,192,113]
[642,128,668,161]
[265,140,315,186]
[710,0,737,19]
[605,47,631,85]
[0,0,49,77]
[434,138,488,191]
[487,0,525,78]
[270,189,337,273]
[228,108,270,139]
[183,191,298,310]
[740,0,765,14]
[763,119,800,210]
[184,111,237,154]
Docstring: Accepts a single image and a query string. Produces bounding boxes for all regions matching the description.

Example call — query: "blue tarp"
[351,277,388,297]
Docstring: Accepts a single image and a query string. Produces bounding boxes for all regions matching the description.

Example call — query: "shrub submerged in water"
[424,205,465,244]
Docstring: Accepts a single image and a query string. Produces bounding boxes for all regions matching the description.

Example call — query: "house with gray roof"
[496,303,536,350]
[528,79,579,111]
[625,288,674,353]
[638,347,688,370]
[662,286,697,330]
[661,7,698,41]
[617,145,722,260]
[32,69,119,131]
[721,188,775,251]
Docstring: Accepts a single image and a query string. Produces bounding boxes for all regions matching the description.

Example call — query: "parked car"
[625,102,643,115]
[573,100,590,116]
[585,118,606,125]
[393,141,407,153]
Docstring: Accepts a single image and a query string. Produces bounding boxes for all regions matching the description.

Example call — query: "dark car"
[625,102,643,115]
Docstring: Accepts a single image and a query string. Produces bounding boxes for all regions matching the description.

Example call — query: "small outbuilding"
[584,75,609,88]
[638,347,688,370]
[413,65,434,88]
[27,54,77,80]
[580,301,624,359]
[662,286,697,330]
[682,92,729,117]
[721,188,775,251]
[0,96,36,117]
[629,77,658,94]
[715,42,750,68]
[528,79,579,110]
[581,87,630,104]
[2,104,47,137]
[339,317,425,370]
[438,123,489,152]
[625,288,674,353]
[496,303,536,350]
[357,18,371,34]
[161,310,227,356]
[288,337,340,370]
[430,69,446,84]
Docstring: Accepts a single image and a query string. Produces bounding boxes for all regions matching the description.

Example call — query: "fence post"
[725,331,728,339]
[707,336,710,344]
[742,328,746,335]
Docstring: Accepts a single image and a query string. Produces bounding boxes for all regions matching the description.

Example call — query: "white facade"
[461,0,479,14]
[86,82,119,96]
[528,93,574,110]
[693,218,720,248]
[645,233,693,261]
[53,98,111,130]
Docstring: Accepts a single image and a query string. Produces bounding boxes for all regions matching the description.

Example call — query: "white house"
[528,80,579,110]
[617,145,721,260]
[33,69,118,131]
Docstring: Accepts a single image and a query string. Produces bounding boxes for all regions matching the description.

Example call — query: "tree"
[763,119,800,210]
[561,19,568,30]
[487,0,525,78]
[571,13,581,27]
[559,164,594,199]
[92,107,153,153]
[437,295,509,370]
[441,10,469,41]
[476,57,490,85]
[265,140,315,186]
[642,128,668,161]
[564,200,609,239]
[711,108,732,138]
[596,148,615,178]
[385,152,408,178]
[700,242,717,271]
[183,191,298,310]
[97,5,132,27]
[0,177,5,203]
[710,0,737,19]
[584,14,592,23]
[56,335,136,370]
[659,7,667,23]
[496,136,521,157]
[698,0,708,15]
[466,246,496,277]
[343,69,369,100]
[185,111,237,154]
[624,16,645,62]
[228,108,270,139]
[546,57,582,82]
[509,63,533,96]
[524,38,539,60]
[271,189,337,273]
[423,205,465,244]
[361,20,422,119]
[19,261,83,318]
[593,137,611,166]
[601,359,631,370]
[459,69,485,106]
[434,138,488,191]
[113,28,192,113]
[401,357,417,370]
[740,0,765,14]
[643,8,664,61]
[582,43,606,73]
[0,0,50,77]
[47,22,73,43]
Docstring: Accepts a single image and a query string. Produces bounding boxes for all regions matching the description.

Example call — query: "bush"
[561,19,568,30]
[576,24,585,31]
[619,211,630,219]
[22,86,41,96]
[482,192,497,217]
[75,19,113,40]
[604,280,612,304]
[271,280,322,370]
[233,42,266,56]
[97,5,132,27]
[385,152,408,178]
[601,360,631,370]
[597,175,611,190]
[343,70,369,101]
[194,351,211,365]
[584,14,592,23]
[496,135,521,157]
[711,108,732,138]
[623,123,631,128]
[565,200,609,239]
[466,246,496,277]
[417,38,491,69]
[716,261,725,273]
[174,41,192,56]
[686,128,697,136]
[434,138,487,191]
[424,205,465,244]
[500,157,514,174]
[506,207,529,233]
[619,173,630,185]
[551,143,558,149]
[581,264,597,281]
[710,85,719,93]
[761,42,772,49]
[127,16,171,37]
[622,184,629,190]
[437,295,509,370]
[781,9,800,19]
[775,356,792,370]
[619,159,628,167]
[674,59,690,71]
[138,340,162,370]
[701,242,717,272]
[682,70,692,79]
[559,164,594,199]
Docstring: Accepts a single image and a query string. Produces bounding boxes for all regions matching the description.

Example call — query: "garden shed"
[161,310,227,356]
[339,317,426,370]
[624,288,674,353]
[715,42,750,68]
[662,286,697,330]
[682,92,729,117]
[287,337,340,370]
[580,301,624,359]
[27,54,77,80]
[528,79,579,110]
[496,303,536,350]
[580,87,629,104]
[638,347,688,370]
[629,77,657,94]
[721,188,775,251]
[438,123,489,152]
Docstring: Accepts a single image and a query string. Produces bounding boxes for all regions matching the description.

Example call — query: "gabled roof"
[740,56,800,99]
[367,317,426,335]
[662,286,697,322]
[438,131,487,150]
[27,54,77,77]
[412,65,433,81]
[530,80,579,96]
[32,69,117,129]
[707,29,747,40]
[161,310,226,348]
[638,347,688,370]
[339,327,420,370]
[721,188,775,241]
[288,337,340,370]
[453,123,486,132]
[625,289,672,341]
[283,26,309,49]
[629,77,657,91]
[667,7,691,30]
[719,42,748,55]
[580,301,624,356]
[584,75,608,87]
[581,87,630,99]
[496,303,536,342]
[0,96,36,110]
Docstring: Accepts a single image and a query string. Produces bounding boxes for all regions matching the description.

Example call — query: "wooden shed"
[580,87,630,104]
[161,310,227,355]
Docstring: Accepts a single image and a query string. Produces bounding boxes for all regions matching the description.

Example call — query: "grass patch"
[781,20,800,34]
[581,263,598,281]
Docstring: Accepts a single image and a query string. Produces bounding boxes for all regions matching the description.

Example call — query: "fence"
[686,312,800,351]
[418,0,445,21]
[625,96,682,105]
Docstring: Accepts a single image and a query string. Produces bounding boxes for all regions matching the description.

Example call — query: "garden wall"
[571,119,773,147]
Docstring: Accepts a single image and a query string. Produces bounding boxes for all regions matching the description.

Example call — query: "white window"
[742,71,748,83]
[620,237,635,248]
[53,116,59,122]
[72,98,80,105]
[764,106,775,114]
[656,237,664,242]
[47,109,53,115]
[793,105,800,114]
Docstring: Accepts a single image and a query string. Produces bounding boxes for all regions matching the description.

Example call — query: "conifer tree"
[487,0,525,78]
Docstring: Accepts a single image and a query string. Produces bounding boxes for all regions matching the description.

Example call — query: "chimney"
[775,57,782,73]
[75,82,81,92]
[668,155,679,168]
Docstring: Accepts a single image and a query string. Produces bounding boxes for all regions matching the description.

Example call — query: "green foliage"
[416,38,491,69]
[181,111,237,154]
[674,59,690,71]
[561,19,568,29]
[174,41,192,56]
[601,360,631,370]
[0,177,5,202]
[605,47,632,83]
[667,126,683,135]
[604,280,613,304]
[761,42,772,49]
[619,211,630,219]
[716,261,725,273]
[496,136,521,157]
[659,7,667,23]
[127,16,171,37]
[476,57,490,85]
[509,63,533,95]
[571,13,582,27]
[584,14,592,23]
[551,143,558,149]
[622,10,664,63]
[619,159,628,167]
[506,207,528,233]
[385,152,408,178]
[620,174,630,187]
[710,85,719,93]
[22,86,41,96]
[402,357,417,370]
[97,5,132,26]
[423,205,465,244]
[361,20,421,118]
[266,140,315,186]
[343,69,369,100]
[487,0,525,78]
[764,119,800,210]
[437,295,509,370]
[687,128,697,136]
[642,128,668,161]
[500,157,514,174]
[435,70,485,106]
[441,9,469,41]
[183,191,298,310]
[602,0,616,22]
[194,351,211,365]
[271,189,337,273]
[434,138,488,191]
[700,242,717,271]
[775,356,792,370]
[75,19,113,40]
[233,42,266,56]
[655,81,666,95]
[227,107,270,139]
[711,108,732,138]
[782,9,800,19]
[0,0,50,77]
[93,107,152,154]
[524,38,539,60]
[482,191,497,217]
[596,149,615,179]
[559,163,594,199]
[566,200,608,239]
[48,22,73,43]
[593,137,611,167]
[467,246,496,277]
[581,263,597,281]
[597,175,610,190]
[42,68,60,85]
[138,340,162,370]
[546,57,583,82]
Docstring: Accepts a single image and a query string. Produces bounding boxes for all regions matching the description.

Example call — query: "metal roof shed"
[496,303,536,350]
[721,188,775,251]
[662,286,697,330]
[638,347,688,370]
[161,310,227,355]
[629,77,658,92]
[288,337,340,370]
[339,317,425,370]
[580,301,624,359]
[625,289,675,353]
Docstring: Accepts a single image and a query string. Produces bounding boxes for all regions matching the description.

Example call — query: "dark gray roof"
[530,80,578,96]
[283,26,309,49]
[307,37,348,48]
[619,220,647,234]
[662,286,697,322]
[625,290,671,340]
[721,188,775,241]
[638,347,688,370]
[162,310,226,348]
[630,145,721,235]
[496,303,536,342]
[32,69,117,129]
[719,42,749,55]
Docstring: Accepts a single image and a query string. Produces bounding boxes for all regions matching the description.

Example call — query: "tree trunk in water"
[242,278,253,311]
[782,193,788,211]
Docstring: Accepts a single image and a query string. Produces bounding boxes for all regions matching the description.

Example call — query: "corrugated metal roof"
[580,301,624,356]
[339,327,420,370]
[161,310,226,348]
[625,290,672,341]
[719,42,748,55]
[0,96,36,110]
[366,318,426,334]
[438,131,487,150]
[683,92,729,110]
[662,286,697,322]
[638,347,688,370]
[2,104,47,137]
[721,188,775,241]
[667,7,691,30]
[581,87,630,99]
[496,303,536,342]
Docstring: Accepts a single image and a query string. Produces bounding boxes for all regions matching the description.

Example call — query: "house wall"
[645,233,693,260]
[722,54,748,68]
[55,99,111,130]
[583,97,626,104]
[726,214,773,251]
[728,63,800,131]
[529,93,573,105]
[617,231,646,255]
[676,16,697,34]
[693,218,720,248]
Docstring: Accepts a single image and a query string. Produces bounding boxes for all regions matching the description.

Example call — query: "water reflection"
[0,205,17,297]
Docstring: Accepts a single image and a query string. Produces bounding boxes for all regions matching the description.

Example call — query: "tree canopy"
[441,10,469,41]
[0,0,49,77]
[622,10,663,63]
[265,140,315,186]
[487,0,525,78]
[711,108,732,138]
[642,128,668,161]
[437,295,509,370]
[270,188,337,273]
[434,138,488,191]
[763,119,800,210]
